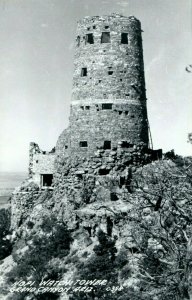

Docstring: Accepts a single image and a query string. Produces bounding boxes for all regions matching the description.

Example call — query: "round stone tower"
[57,13,149,157]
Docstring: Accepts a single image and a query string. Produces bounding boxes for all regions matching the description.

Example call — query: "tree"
[127,158,192,300]
[70,230,127,300]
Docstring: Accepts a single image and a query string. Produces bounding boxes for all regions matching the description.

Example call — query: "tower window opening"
[65,145,68,149]
[102,103,112,110]
[120,176,125,187]
[110,193,118,201]
[105,25,109,29]
[77,36,80,47]
[101,32,111,43]
[80,106,84,110]
[108,71,113,75]
[121,33,128,44]
[99,168,110,175]
[79,141,88,147]
[41,174,53,187]
[85,106,90,110]
[93,25,96,29]
[125,111,128,115]
[107,216,113,236]
[86,33,94,44]
[104,141,111,150]
[121,141,133,148]
[81,68,87,77]
[36,160,38,164]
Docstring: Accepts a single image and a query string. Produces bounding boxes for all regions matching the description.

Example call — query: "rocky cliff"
[0,151,192,300]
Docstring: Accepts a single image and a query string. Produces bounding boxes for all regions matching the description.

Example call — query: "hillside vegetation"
[0,155,192,300]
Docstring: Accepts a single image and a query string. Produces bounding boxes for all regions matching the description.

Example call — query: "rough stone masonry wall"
[57,14,149,158]
[72,14,146,101]
[68,101,148,157]
[54,145,154,209]
[29,142,55,187]
[53,144,161,246]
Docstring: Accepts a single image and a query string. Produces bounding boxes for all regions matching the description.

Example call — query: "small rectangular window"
[121,141,133,148]
[101,32,110,43]
[79,141,88,147]
[108,71,113,75]
[77,36,80,47]
[110,193,118,201]
[85,106,90,110]
[99,168,110,175]
[81,68,87,77]
[41,174,53,187]
[86,33,94,44]
[102,103,112,110]
[120,176,125,186]
[104,141,111,150]
[121,33,128,44]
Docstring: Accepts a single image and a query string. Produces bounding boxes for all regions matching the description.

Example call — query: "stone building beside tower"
[29,14,161,188]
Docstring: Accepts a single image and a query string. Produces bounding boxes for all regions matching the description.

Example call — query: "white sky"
[0,0,192,172]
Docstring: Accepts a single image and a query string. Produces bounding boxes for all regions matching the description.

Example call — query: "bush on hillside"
[0,208,12,260]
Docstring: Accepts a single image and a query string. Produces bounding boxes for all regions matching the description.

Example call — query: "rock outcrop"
[3,152,191,300]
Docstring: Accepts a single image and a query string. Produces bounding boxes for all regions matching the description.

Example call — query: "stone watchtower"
[57,14,149,157]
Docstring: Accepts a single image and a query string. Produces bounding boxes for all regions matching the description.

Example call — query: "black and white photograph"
[0,0,192,299]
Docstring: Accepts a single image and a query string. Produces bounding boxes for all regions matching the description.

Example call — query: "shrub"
[6,216,73,298]
[70,230,121,300]
[0,208,12,260]
[164,149,176,160]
